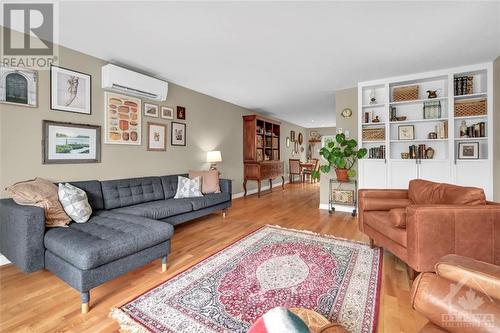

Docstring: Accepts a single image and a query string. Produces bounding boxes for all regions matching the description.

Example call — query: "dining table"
[300,162,316,183]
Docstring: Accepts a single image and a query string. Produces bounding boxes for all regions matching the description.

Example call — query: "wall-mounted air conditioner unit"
[101,64,168,101]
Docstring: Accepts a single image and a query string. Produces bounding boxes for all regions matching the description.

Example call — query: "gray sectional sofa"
[0,174,232,313]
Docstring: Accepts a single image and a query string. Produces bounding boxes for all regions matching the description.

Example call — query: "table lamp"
[207,151,222,171]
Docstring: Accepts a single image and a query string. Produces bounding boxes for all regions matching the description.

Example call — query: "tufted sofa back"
[101,177,165,210]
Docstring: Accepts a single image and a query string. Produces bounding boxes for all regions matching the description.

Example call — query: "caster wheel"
[352,210,357,217]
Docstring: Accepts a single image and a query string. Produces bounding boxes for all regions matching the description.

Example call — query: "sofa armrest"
[220,179,232,197]
[0,199,46,273]
[406,204,500,272]
[358,189,409,233]
[436,254,500,300]
[410,272,500,332]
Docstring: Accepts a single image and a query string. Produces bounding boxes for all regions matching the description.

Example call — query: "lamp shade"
[207,151,222,163]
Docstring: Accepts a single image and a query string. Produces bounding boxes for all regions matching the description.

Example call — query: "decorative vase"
[335,168,349,182]
[369,89,377,105]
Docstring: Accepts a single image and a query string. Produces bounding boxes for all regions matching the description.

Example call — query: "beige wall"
[0,29,305,197]
[319,87,358,205]
[494,56,500,201]
[306,127,336,160]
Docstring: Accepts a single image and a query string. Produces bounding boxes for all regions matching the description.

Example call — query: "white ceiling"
[57,1,500,128]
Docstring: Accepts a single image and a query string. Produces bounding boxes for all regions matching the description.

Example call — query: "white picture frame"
[50,65,91,114]
[0,65,38,107]
[161,106,174,120]
[144,103,159,117]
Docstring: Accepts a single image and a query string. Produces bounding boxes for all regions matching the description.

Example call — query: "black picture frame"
[458,142,479,160]
[50,65,92,115]
[176,106,186,120]
[171,122,186,146]
[42,120,101,164]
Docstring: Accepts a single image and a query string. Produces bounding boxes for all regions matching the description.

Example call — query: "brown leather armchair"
[358,179,500,276]
[411,255,500,333]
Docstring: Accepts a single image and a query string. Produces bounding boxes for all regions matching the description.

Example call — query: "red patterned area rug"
[110,225,383,333]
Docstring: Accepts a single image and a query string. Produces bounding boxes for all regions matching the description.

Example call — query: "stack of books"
[435,121,448,139]
[408,144,431,159]
[368,145,385,159]
[454,76,474,95]
[461,122,486,138]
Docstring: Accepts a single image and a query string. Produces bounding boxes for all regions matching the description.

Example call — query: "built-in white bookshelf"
[357,63,493,199]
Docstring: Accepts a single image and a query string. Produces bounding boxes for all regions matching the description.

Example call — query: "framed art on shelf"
[0,65,38,107]
[171,122,186,146]
[398,125,415,140]
[144,103,159,117]
[176,106,186,120]
[42,120,101,164]
[104,92,141,145]
[50,65,91,114]
[147,122,167,151]
[458,142,479,159]
[161,106,174,119]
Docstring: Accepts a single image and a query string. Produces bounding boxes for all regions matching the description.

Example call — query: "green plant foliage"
[312,133,367,179]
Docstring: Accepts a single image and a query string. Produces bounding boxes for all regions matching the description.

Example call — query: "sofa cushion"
[101,177,164,209]
[160,174,188,199]
[44,210,173,270]
[408,179,486,206]
[174,176,203,198]
[189,192,231,210]
[68,180,104,211]
[110,198,193,220]
[58,183,92,223]
[189,170,221,194]
[364,211,407,247]
[389,208,407,228]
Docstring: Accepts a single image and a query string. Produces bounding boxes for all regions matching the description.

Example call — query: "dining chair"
[289,159,302,183]
[303,158,319,183]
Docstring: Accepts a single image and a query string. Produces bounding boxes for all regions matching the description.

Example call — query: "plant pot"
[335,168,349,182]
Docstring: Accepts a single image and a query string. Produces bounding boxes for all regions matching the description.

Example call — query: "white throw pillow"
[174,176,203,198]
[58,183,92,223]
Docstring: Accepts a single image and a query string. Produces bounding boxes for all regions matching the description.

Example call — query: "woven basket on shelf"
[393,85,419,102]
[454,98,487,117]
[362,127,385,141]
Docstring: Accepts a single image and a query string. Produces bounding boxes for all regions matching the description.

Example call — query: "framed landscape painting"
[42,120,101,164]
[144,103,159,117]
[171,122,186,146]
[161,106,174,119]
[50,65,91,114]
[104,92,141,145]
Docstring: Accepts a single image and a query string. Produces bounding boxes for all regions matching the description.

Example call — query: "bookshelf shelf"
[390,139,448,143]
[389,118,448,125]
[389,97,448,106]
[454,115,487,120]
[454,92,487,100]
[454,137,488,141]
[362,103,385,108]
[362,122,386,127]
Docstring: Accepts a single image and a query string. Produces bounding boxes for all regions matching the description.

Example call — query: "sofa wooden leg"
[407,265,418,281]
[161,256,168,272]
[369,238,375,249]
[81,291,89,314]
[222,209,228,219]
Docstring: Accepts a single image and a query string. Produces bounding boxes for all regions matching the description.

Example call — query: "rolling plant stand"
[329,179,358,217]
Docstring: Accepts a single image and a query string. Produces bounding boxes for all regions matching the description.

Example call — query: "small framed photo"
[161,106,174,119]
[0,65,38,107]
[176,106,186,120]
[42,120,101,164]
[50,65,91,114]
[147,122,167,151]
[144,103,159,117]
[171,122,186,146]
[458,142,479,159]
[398,125,415,140]
[290,130,295,142]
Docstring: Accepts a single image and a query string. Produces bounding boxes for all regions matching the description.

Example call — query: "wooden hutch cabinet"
[243,115,284,197]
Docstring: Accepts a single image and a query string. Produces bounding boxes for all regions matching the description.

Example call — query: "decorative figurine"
[372,116,380,123]
[390,107,397,121]
[459,120,468,137]
[369,89,377,104]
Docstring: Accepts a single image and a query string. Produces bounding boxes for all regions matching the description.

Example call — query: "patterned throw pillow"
[58,183,92,223]
[174,176,203,199]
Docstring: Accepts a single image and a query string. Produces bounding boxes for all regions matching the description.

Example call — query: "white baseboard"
[0,254,10,266]
[319,203,356,213]
[233,179,290,199]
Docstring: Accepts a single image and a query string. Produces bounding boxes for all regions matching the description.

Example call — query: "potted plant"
[312,133,367,182]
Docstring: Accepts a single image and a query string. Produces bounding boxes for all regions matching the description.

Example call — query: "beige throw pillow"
[189,170,220,194]
[6,178,71,227]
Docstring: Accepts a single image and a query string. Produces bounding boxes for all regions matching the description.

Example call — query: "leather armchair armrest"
[358,189,410,211]
[411,272,500,332]
[406,205,500,272]
[436,255,500,300]
[358,189,409,199]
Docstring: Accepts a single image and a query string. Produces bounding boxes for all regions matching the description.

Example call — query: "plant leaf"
[320,165,331,173]
[348,169,356,177]
[335,133,345,143]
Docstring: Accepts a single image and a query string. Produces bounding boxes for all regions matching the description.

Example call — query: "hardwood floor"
[0,182,427,332]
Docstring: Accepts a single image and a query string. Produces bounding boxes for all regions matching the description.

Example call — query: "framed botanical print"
[42,120,101,164]
[290,130,295,142]
[458,142,479,159]
[171,122,186,146]
[50,65,91,114]
[104,92,141,145]
[144,103,159,117]
[398,125,415,140]
[161,106,174,119]
[176,106,186,120]
[0,65,38,107]
[147,122,167,151]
